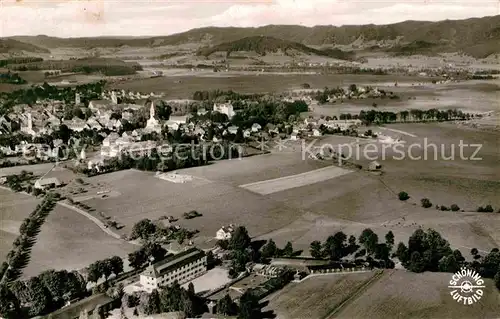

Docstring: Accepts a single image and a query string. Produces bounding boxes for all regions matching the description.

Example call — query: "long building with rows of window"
[139,248,207,292]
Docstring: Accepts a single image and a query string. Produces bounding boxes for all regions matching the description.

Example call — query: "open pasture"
[263,271,379,319]
[334,270,500,319]
[81,169,304,239]
[0,189,135,278]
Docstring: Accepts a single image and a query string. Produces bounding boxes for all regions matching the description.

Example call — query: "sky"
[0,0,499,37]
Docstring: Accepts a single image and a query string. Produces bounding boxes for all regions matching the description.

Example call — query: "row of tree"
[309,229,395,264]
[0,193,57,285]
[86,256,124,284]
[0,194,59,318]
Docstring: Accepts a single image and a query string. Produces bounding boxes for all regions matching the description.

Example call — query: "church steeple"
[149,102,155,119]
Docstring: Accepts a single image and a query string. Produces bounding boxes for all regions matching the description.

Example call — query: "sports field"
[239,166,352,195]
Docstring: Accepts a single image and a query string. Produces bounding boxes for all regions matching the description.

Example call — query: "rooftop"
[143,248,205,278]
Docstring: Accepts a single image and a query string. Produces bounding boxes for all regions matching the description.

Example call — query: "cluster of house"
[289,117,362,140]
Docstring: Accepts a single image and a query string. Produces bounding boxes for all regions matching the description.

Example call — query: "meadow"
[0,189,135,278]
[264,271,380,319]
[334,270,500,319]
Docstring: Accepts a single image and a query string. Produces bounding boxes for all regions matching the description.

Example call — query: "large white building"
[139,248,207,293]
[213,103,235,118]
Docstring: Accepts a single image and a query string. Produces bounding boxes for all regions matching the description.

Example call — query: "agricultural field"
[334,270,500,319]
[264,271,379,319]
[180,149,329,186]
[109,73,423,98]
[0,189,135,278]
[79,169,304,239]
[251,122,500,255]
[239,166,352,195]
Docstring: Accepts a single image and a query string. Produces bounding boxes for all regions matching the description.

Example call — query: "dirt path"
[57,201,124,240]
[377,127,417,138]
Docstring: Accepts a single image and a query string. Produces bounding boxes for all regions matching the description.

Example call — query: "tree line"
[0,194,58,318]
[0,193,57,285]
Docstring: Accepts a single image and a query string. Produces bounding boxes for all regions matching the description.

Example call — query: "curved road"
[57,201,123,240]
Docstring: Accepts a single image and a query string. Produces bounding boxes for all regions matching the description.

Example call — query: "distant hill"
[197,36,355,60]
[6,15,500,58]
[0,39,50,54]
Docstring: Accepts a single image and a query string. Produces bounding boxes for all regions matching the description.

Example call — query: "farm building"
[34,177,61,190]
[216,225,235,240]
[368,161,382,171]
[138,248,207,292]
[251,264,287,278]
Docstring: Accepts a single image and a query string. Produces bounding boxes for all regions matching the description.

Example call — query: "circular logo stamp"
[448,267,485,305]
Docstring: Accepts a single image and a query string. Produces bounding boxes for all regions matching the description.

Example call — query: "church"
[144,102,162,134]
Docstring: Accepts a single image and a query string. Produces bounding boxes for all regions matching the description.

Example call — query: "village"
[0,81,377,174]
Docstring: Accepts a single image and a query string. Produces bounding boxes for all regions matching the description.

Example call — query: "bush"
[477,205,494,213]
[450,204,460,212]
[398,191,410,201]
[440,205,450,211]
[421,198,432,208]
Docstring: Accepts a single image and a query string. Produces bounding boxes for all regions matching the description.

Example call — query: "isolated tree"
[229,226,251,251]
[261,239,278,259]
[398,191,410,201]
[470,248,479,257]
[310,241,323,259]
[450,204,460,212]
[421,198,432,208]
